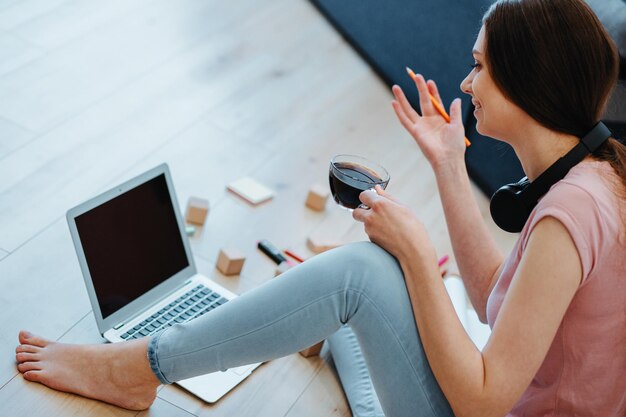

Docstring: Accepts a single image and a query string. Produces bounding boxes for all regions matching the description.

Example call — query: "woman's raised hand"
[391,74,466,170]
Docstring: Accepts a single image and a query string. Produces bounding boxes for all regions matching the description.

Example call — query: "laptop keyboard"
[120,284,228,340]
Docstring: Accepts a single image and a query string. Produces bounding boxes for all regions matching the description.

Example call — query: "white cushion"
[444,276,491,351]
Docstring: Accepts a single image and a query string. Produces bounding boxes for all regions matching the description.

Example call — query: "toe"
[19,331,51,347]
[16,344,40,354]
[17,361,42,373]
[16,352,40,363]
[23,370,46,383]
[18,330,32,345]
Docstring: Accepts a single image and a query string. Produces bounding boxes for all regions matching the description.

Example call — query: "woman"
[14,0,626,415]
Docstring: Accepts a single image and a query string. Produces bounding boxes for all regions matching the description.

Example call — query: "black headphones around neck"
[490,122,612,233]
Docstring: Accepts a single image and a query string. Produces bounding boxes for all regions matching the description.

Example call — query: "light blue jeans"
[326,325,386,417]
[147,242,453,417]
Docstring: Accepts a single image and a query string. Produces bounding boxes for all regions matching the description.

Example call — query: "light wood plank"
[0,0,22,13]
[0,116,35,159]
[12,0,157,50]
[0,31,42,77]
[0,0,70,31]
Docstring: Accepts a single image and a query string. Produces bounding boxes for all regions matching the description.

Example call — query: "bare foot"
[15,330,161,410]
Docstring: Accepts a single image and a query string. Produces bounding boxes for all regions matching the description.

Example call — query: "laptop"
[66,163,261,403]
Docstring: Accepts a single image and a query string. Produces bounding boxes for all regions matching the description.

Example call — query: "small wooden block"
[274,261,292,277]
[216,248,245,276]
[185,197,209,225]
[299,341,324,358]
[306,236,342,254]
[305,184,330,211]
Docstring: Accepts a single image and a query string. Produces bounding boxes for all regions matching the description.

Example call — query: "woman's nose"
[460,73,473,96]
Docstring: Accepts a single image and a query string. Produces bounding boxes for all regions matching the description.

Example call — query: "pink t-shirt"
[486,160,626,417]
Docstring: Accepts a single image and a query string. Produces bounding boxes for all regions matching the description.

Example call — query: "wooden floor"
[0,1,517,416]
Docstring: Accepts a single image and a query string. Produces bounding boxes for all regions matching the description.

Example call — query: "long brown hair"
[482,0,626,201]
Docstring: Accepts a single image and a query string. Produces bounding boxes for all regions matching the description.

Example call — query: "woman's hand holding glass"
[391,74,466,171]
[352,185,437,269]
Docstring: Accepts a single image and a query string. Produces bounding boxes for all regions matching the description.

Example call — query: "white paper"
[227,177,274,205]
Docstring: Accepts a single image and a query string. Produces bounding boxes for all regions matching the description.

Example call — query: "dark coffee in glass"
[329,154,390,210]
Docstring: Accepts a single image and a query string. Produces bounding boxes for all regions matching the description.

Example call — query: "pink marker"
[437,255,449,268]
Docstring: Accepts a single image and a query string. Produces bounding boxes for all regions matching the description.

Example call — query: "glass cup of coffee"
[329,154,390,210]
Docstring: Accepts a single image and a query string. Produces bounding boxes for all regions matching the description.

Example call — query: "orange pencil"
[406,67,471,147]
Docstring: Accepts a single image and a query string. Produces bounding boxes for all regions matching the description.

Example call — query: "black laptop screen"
[75,174,189,319]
